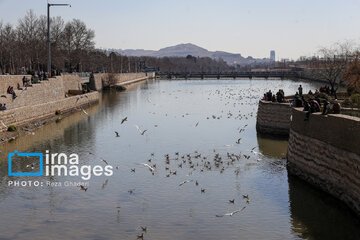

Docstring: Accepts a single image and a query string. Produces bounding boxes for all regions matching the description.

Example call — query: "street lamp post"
[47,3,71,75]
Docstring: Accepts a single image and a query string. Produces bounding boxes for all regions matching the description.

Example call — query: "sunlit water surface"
[0,79,359,240]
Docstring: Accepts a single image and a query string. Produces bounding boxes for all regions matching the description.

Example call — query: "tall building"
[270,50,275,61]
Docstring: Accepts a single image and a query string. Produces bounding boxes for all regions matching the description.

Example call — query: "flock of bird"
[73,83,288,239]
[4,81,298,239]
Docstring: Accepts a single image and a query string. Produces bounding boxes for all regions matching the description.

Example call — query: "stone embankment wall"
[1,77,65,110]
[62,73,83,92]
[0,74,84,110]
[0,75,31,92]
[90,72,155,91]
[0,74,98,132]
[287,108,360,215]
[256,100,292,135]
[0,92,98,132]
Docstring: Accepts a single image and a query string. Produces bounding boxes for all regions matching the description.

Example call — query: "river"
[0,79,359,240]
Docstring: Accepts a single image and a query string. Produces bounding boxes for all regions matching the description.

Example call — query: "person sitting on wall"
[271,95,276,102]
[22,76,26,86]
[305,99,321,121]
[8,86,17,99]
[303,99,310,112]
[311,99,321,112]
[266,90,272,101]
[322,101,330,115]
[332,99,341,114]
[294,96,303,107]
[280,89,285,102]
[315,89,320,95]
[308,90,313,95]
[276,90,282,102]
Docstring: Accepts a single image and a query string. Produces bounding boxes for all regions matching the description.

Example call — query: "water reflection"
[288,175,360,240]
[257,133,288,159]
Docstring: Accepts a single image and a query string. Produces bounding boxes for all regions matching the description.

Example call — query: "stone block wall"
[0,75,31,94]
[90,72,155,91]
[62,73,83,92]
[256,100,292,135]
[287,108,360,215]
[0,77,65,110]
[0,91,99,131]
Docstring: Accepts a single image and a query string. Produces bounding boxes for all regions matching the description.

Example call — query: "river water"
[0,79,359,240]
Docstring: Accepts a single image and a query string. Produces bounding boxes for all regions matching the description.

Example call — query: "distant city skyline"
[1,0,360,60]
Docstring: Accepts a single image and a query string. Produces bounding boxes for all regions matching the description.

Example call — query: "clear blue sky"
[1,0,360,60]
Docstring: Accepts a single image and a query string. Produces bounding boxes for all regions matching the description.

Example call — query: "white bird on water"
[141,163,155,172]
[215,206,246,217]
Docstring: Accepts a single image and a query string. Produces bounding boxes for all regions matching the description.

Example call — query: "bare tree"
[343,52,360,94]
[314,42,356,98]
[61,19,95,72]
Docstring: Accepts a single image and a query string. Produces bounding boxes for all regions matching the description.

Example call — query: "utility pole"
[47,3,71,75]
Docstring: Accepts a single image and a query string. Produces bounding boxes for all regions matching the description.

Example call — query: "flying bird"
[115,131,120,137]
[101,158,109,165]
[80,107,88,115]
[179,180,193,186]
[135,125,147,135]
[80,185,88,191]
[0,120,7,128]
[121,117,128,124]
[195,122,199,127]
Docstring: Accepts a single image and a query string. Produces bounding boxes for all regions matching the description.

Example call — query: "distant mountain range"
[108,43,271,66]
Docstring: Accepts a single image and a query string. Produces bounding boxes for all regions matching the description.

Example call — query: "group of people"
[27,69,61,82]
[291,85,341,120]
[262,84,342,120]
[263,89,286,103]
[303,98,341,120]
[319,85,333,95]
